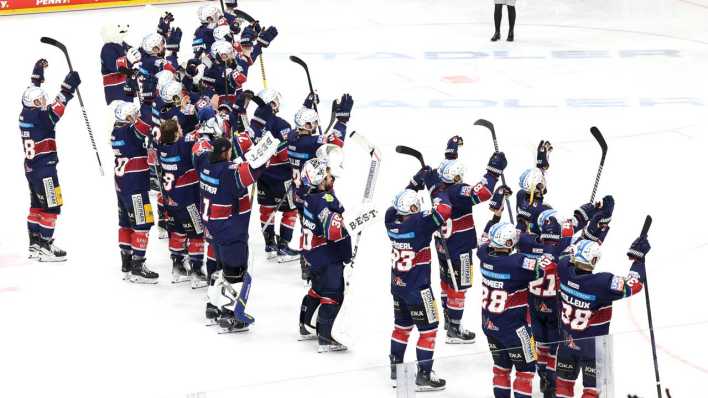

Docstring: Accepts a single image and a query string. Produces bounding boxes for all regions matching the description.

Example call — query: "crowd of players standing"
[17,3,652,396]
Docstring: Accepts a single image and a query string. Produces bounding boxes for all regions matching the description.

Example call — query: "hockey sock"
[37,212,58,240]
[169,232,187,258]
[156,192,166,229]
[581,388,599,398]
[279,209,298,243]
[188,238,205,270]
[494,4,503,33]
[416,328,437,373]
[507,6,516,34]
[317,300,341,343]
[27,208,42,236]
[300,290,320,330]
[536,344,549,373]
[130,229,149,258]
[259,206,276,238]
[118,227,132,252]
[390,323,412,362]
[446,288,466,324]
[512,371,533,398]
[206,242,218,279]
[493,366,512,398]
[556,377,575,397]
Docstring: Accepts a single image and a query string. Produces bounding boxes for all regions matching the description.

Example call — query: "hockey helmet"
[488,222,519,250]
[393,189,422,216]
[22,86,48,108]
[572,239,601,269]
[438,159,465,184]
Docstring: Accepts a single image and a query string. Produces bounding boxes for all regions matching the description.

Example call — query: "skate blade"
[217,326,250,334]
[129,275,159,284]
[171,275,191,284]
[317,345,348,353]
[266,252,279,260]
[415,385,446,392]
[297,334,318,341]
[278,255,300,263]
[445,337,476,344]
[191,280,208,289]
[38,255,67,262]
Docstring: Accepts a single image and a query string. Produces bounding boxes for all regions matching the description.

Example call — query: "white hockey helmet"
[211,40,235,60]
[537,208,559,229]
[257,88,282,111]
[519,168,546,194]
[393,189,422,215]
[201,115,225,137]
[294,107,319,132]
[302,158,328,188]
[141,33,165,56]
[155,70,175,92]
[438,159,465,184]
[572,239,601,269]
[198,4,221,28]
[22,86,48,108]
[213,25,233,42]
[316,144,344,178]
[488,222,519,250]
[114,100,140,123]
[160,81,183,104]
[100,23,129,44]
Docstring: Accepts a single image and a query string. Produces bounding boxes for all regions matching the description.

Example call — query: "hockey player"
[297,158,353,352]
[408,139,507,344]
[250,89,299,262]
[516,141,553,234]
[199,132,279,332]
[491,0,516,42]
[156,119,208,287]
[477,219,551,398]
[100,24,140,105]
[110,84,161,284]
[138,33,177,77]
[192,4,221,58]
[201,40,247,105]
[553,231,650,398]
[385,187,450,391]
[20,61,80,261]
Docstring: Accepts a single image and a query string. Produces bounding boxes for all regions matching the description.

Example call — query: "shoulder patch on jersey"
[522,257,537,271]
[460,185,473,197]
[610,275,625,293]
[323,193,334,203]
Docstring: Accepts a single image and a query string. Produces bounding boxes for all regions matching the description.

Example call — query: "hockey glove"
[253,104,275,127]
[408,166,432,191]
[536,140,553,170]
[157,12,175,36]
[185,58,200,77]
[303,91,320,109]
[582,213,608,244]
[627,236,651,261]
[598,195,614,226]
[540,216,562,243]
[573,201,599,227]
[335,93,354,123]
[486,151,507,177]
[489,185,512,211]
[61,71,81,95]
[126,47,142,66]
[251,21,262,35]
[31,58,48,86]
[445,135,463,159]
[257,26,278,47]
[166,27,183,52]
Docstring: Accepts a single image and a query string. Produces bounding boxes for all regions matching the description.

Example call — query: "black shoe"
[491,31,501,41]
[121,251,132,278]
[129,258,159,284]
[507,31,514,42]
[415,369,446,391]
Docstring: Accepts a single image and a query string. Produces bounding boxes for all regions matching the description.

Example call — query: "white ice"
[1,0,707,397]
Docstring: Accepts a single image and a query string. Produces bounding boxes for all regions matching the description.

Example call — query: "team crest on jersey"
[461,185,472,196]
[323,193,334,203]
[610,275,625,293]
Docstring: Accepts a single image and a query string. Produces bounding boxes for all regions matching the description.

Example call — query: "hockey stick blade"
[289,55,322,134]
[41,37,73,70]
[589,126,608,202]
[395,145,425,168]
[474,119,499,152]
[234,9,255,22]
[289,55,308,71]
[640,215,652,237]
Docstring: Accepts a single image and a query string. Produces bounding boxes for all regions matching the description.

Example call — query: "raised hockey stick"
[41,37,104,176]
[395,145,460,291]
[589,126,608,202]
[348,131,382,265]
[289,55,323,135]
[638,215,662,398]
[323,99,338,136]
[473,119,513,223]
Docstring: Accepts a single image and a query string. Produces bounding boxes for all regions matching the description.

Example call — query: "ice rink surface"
[1,0,708,397]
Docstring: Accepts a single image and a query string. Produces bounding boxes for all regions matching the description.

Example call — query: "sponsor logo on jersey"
[323,193,334,203]
[610,275,625,293]
[568,281,580,290]
[522,257,536,271]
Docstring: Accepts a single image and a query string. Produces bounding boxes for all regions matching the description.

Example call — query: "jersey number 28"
[561,303,591,331]
[481,286,508,313]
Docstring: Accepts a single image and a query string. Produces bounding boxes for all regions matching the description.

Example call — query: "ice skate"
[28,233,41,260]
[121,251,132,280]
[157,226,168,239]
[298,323,318,341]
[171,255,190,284]
[390,355,402,387]
[277,238,300,263]
[445,324,476,344]
[217,312,251,333]
[265,242,279,260]
[191,266,208,289]
[129,258,159,284]
[37,239,67,262]
[317,337,347,353]
[415,369,446,392]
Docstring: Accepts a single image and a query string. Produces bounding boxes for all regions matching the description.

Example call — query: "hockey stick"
[589,126,608,202]
[395,145,459,291]
[473,119,513,223]
[638,215,662,398]
[289,55,323,135]
[323,99,338,136]
[348,131,381,265]
[40,37,104,176]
